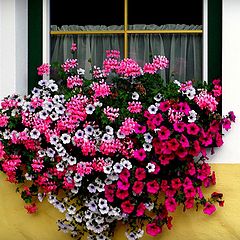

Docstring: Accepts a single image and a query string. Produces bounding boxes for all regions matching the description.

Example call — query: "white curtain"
[51,24,202,82]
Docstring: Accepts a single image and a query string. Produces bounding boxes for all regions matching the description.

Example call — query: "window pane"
[128,33,202,83]
[128,0,203,25]
[51,34,124,78]
[50,0,124,26]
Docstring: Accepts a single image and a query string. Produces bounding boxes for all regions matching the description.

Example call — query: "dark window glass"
[50,0,124,26]
[128,0,203,25]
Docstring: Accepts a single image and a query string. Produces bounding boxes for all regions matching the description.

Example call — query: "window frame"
[28,0,222,91]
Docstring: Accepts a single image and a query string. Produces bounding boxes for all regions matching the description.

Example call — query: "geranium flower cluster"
[0,48,235,240]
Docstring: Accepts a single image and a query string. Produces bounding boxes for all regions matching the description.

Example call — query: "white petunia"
[37,193,45,202]
[154,93,163,102]
[39,110,48,120]
[46,148,55,158]
[86,104,95,114]
[144,132,153,143]
[87,183,96,193]
[113,162,123,173]
[188,109,197,122]
[84,125,94,135]
[30,129,40,139]
[173,79,181,86]
[117,130,125,139]
[98,198,108,208]
[38,150,46,157]
[56,162,65,172]
[50,135,59,145]
[74,174,82,183]
[186,87,196,100]
[148,105,158,114]
[75,214,82,223]
[75,129,84,138]
[61,133,71,144]
[67,205,76,215]
[99,205,109,215]
[102,133,113,142]
[55,143,64,152]
[55,104,65,115]
[121,159,132,170]
[87,201,98,212]
[103,165,112,174]
[32,87,41,96]
[44,101,54,111]
[105,126,114,135]
[143,143,152,152]
[48,83,58,92]
[132,92,139,100]
[50,112,59,121]
[56,202,66,213]
[77,68,85,75]
[146,162,155,173]
[25,173,33,181]
[67,156,77,166]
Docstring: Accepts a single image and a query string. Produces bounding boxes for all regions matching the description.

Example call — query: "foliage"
[0,47,235,240]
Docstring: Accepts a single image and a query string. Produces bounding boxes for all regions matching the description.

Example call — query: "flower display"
[0,47,235,240]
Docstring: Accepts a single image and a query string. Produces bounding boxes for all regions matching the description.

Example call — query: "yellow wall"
[0,164,240,240]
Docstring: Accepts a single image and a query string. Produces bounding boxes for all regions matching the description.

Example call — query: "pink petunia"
[158,126,171,140]
[136,202,146,217]
[132,181,144,195]
[134,148,147,161]
[165,197,177,212]
[146,223,162,236]
[146,180,160,194]
[159,101,170,112]
[135,168,146,181]
[173,122,186,133]
[186,123,200,135]
[203,202,216,215]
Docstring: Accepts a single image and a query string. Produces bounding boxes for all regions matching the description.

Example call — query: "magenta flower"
[37,63,50,75]
[180,134,189,147]
[159,101,170,112]
[71,42,77,52]
[116,189,129,200]
[146,180,160,194]
[134,148,147,161]
[135,168,146,180]
[121,200,135,214]
[158,126,171,140]
[173,122,186,133]
[136,202,146,217]
[228,111,236,122]
[146,223,162,236]
[132,181,144,195]
[203,202,216,215]
[165,197,177,212]
[186,123,200,135]
[222,118,231,131]
[134,123,146,134]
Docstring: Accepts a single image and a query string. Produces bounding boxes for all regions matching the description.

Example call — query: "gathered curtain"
[51,24,202,82]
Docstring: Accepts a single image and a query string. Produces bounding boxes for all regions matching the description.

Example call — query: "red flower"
[184,186,196,198]
[167,138,179,151]
[121,200,135,214]
[136,202,146,217]
[180,134,189,147]
[135,168,146,181]
[119,168,130,182]
[152,113,163,126]
[146,223,162,236]
[116,189,129,200]
[158,126,170,140]
[186,123,200,135]
[176,146,188,159]
[24,203,37,214]
[171,178,182,190]
[185,198,194,209]
[161,180,169,192]
[117,180,130,190]
[146,180,160,194]
[132,181,144,195]
[167,216,173,230]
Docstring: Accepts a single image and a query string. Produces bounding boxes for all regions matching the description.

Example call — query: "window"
[28,0,222,91]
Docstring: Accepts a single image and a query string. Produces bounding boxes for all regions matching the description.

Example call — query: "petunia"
[146,180,160,194]
[173,122,186,133]
[146,223,162,236]
[116,189,129,200]
[121,200,135,214]
[186,123,200,135]
[203,202,216,215]
[165,197,177,212]
[133,148,147,161]
[132,181,144,195]
[135,168,146,181]
[158,126,170,140]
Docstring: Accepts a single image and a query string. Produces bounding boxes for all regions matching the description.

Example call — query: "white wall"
[0,0,27,98]
[211,0,240,163]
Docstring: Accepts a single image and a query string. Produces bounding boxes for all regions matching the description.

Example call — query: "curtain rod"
[50,30,203,35]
